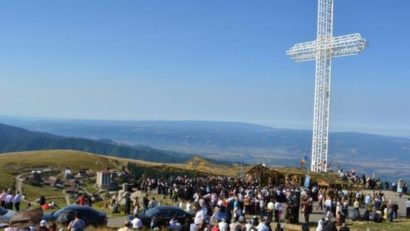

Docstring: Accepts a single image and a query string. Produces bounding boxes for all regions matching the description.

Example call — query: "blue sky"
[0,0,409,135]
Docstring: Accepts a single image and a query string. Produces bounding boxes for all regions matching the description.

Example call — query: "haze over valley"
[1,117,409,181]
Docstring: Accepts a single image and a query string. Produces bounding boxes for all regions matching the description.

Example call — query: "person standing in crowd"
[229,216,241,231]
[48,221,58,231]
[0,189,7,208]
[39,220,49,231]
[303,197,313,224]
[243,195,250,215]
[351,199,360,220]
[392,201,399,219]
[132,203,139,216]
[76,193,86,206]
[245,219,253,231]
[143,195,149,212]
[67,213,86,231]
[274,222,283,231]
[185,199,193,214]
[12,191,22,212]
[387,200,394,222]
[111,195,117,207]
[406,198,410,218]
[324,196,332,215]
[317,192,323,211]
[342,198,349,218]
[266,200,274,221]
[322,212,337,231]
[5,190,13,210]
[218,218,228,231]
[274,200,282,222]
[124,193,131,215]
[256,218,269,231]
[316,218,324,231]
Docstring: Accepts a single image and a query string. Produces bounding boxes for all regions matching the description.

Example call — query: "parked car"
[131,206,193,227]
[43,205,107,227]
[0,207,16,228]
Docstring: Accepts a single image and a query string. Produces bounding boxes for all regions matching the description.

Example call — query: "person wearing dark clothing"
[406,198,410,218]
[322,219,337,231]
[143,195,149,212]
[301,223,309,231]
[303,199,313,224]
[274,223,283,231]
[39,196,46,206]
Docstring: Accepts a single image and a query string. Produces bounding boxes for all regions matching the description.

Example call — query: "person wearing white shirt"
[193,193,200,203]
[324,197,332,214]
[4,193,13,210]
[178,201,184,209]
[218,219,228,231]
[364,194,371,205]
[131,216,143,229]
[274,201,282,222]
[186,200,193,214]
[315,218,324,231]
[245,220,253,231]
[256,221,269,231]
[12,191,22,212]
[0,190,7,208]
[194,208,205,225]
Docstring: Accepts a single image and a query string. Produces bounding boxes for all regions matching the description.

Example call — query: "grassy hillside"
[0,123,191,163]
[0,150,117,170]
[0,150,118,190]
[0,150,240,198]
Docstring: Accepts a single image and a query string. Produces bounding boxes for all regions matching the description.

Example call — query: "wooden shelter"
[245,164,286,186]
[317,179,330,188]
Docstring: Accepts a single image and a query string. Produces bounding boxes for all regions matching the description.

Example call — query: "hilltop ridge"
[1,119,410,181]
[0,123,191,163]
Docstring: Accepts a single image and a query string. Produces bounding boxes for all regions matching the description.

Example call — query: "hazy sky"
[0,1,409,135]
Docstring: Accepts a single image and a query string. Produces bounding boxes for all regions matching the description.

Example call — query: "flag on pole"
[304,155,309,161]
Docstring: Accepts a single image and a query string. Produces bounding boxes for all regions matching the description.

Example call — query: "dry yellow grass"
[0,150,117,172]
[0,150,118,196]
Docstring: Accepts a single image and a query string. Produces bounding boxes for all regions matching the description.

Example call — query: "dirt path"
[64,194,71,206]
[15,175,23,193]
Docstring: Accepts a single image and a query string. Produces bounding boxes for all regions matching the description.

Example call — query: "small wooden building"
[245,164,286,186]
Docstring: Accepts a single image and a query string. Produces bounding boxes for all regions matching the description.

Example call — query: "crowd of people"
[0,189,23,212]
[1,170,409,231]
[120,173,407,231]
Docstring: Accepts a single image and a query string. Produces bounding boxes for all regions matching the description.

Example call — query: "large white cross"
[287,0,367,172]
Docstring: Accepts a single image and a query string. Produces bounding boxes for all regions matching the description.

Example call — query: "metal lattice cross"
[287,0,367,172]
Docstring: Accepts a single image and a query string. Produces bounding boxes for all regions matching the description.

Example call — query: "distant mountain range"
[1,117,410,181]
[0,123,192,163]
